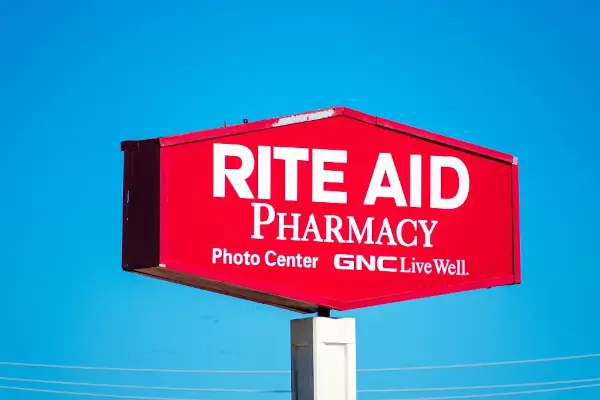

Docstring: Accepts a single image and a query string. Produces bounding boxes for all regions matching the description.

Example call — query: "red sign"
[121,107,521,313]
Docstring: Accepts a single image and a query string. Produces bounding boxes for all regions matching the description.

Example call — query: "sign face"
[121,107,521,313]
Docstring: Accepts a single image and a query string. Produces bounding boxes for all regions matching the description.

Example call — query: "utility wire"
[359,377,600,393]
[381,383,600,400]
[0,376,286,393]
[361,353,600,372]
[1,383,599,399]
[0,385,206,400]
[1,375,600,394]
[0,362,285,374]
[0,353,598,374]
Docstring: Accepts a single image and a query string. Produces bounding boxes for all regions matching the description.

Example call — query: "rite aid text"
[209,143,471,275]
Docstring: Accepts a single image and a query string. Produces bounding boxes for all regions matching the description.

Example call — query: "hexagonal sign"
[121,107,521,313]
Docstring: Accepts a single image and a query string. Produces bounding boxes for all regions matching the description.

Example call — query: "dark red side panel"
[121,139,161,271]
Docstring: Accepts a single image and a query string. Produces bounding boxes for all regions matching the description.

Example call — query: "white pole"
[290,316,357,400]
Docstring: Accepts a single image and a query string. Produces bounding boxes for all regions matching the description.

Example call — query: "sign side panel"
[121,139,161,270]
[512,163,522,284]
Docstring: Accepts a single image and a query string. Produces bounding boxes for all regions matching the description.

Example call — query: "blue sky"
[1,0,599,399]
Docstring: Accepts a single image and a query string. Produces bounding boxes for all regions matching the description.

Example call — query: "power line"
[361,353,600,372]
[359,377,600,393]
[0,362,285,374]
[1,383,599,400]
[0,376,286,393]
[0,353,598,374]
[1,375,600,394]
[381,383,600,400]
[0,385,204,400]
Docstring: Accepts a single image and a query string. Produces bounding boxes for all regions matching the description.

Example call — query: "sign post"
[121,106,521,400]
[291,315,356,400]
